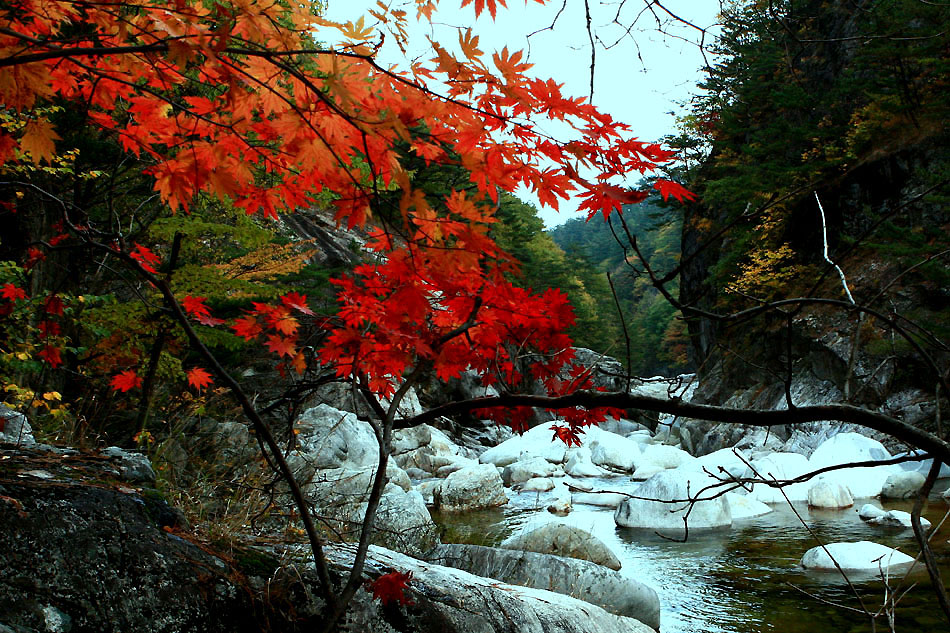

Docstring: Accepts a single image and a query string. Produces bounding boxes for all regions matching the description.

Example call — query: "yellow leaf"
[20,119,60,165]
[43,391,62,401]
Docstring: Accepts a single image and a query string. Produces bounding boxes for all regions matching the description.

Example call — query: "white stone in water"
[726,493,773,519]
[614,469,732,530]
[880,471,926,499]
[564,446,607,477]
[807,479,854,509]
[858,505,932,529]
[521,477,555,492]
[808,432,901,498]
[801,541,915,572]
[745,452,812,504]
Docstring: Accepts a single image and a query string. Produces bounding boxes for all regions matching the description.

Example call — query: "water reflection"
[430,475,950,633]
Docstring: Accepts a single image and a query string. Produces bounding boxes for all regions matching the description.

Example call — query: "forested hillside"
[549,200,689,376]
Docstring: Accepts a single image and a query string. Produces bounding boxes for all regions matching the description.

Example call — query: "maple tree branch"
[401,391,950,463]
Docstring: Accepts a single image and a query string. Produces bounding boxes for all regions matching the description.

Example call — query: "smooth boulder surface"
[725,493,772,519]
[880,471,926,499]
[427,543,660,631]
[480,424,568,467]
[501,521,622,570]
[293,404,378,469]
[807,479,854,509]
[436,463,508,511]
[503,456,559,485]
[588,430,642,472]
[800,541,915,572]
[744,452,811,503]
[808,432,900,498]
[563,446,607,477]
[615,470,732,530]
[858,504,932,529]
[632,444,694,480]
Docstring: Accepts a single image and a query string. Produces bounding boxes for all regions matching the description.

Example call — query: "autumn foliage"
[0,0,694,491]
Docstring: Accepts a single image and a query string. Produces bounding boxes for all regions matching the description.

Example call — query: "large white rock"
[501,521,622,570]
[807,478,854,508]
[801,541,915,572]
[480,423,568,467]
[437,463,508,511]
[521,477,556,492]
[808,432,902,498]
[614,469,732,530]
[422,543,660,632]
[564,446,607,477]
[881,471,926,499]
[632,444,695,479]
[726,493,772,519]
[589,432,641,472]
[503,456,560,485]
[294,404,378,469]
[744,452,812,503]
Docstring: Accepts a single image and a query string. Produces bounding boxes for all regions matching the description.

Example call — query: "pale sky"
[322,0,721,227]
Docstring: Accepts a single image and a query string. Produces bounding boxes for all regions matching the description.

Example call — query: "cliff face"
[677,0,949,443]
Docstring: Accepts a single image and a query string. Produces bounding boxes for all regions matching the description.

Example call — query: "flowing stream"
[432,475,950,633]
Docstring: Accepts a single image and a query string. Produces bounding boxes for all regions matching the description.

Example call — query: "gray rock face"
[99,446,156,485]
[294,404,379,469]
[304,466,438,556]
[0,448,285,633]
[0,406,35,446]
[436,463,508,511]
[500,522,621,570]
[426,543,659,631]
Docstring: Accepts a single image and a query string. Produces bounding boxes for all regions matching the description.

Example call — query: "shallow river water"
[432,476,950,633]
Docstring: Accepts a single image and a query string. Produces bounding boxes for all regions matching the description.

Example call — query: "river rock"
[614,469,732,530]
[588,431,641,472]
[880,471,926,499]
[294,404,378,469]
[632,444,695,480]
[725,493,772,519]
[436,463,508,511]
[808,432,901,498]
[858,504,931,529]
[502,456,560,485]
[807,478,854,509]
[521,477,555,492]
[99,446,157,485]
[0,406,36,446]
[304,465,438,555]
[564,446,607,477]
[744,452,811,503]
[501,521,621,570]
[427,543,659,631]
[800,541,915,572]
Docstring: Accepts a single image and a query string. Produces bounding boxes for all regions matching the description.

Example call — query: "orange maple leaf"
[111,370,142,392]
[186,367,214,391]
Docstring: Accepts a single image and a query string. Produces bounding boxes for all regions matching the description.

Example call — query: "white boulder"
[858,504,931,529]
[614,469,732,530]
[744,452,812,503]
[632,444,694,479]
[880,471,926,499]
[564,446,607,477]
[503,456,560,486]
[808,432,901,498]
[726,493,772,519]
[801,541,915,572]
[807,479,854,509]
[437,463,508,511]
[501,521,622,570]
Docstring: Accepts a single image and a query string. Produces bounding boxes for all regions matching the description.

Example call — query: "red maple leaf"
[111,369,142,392]
[186,367,213,391]
[24,246,45,270]
[182,295,211,318]
[653,180,697,203]
[550,423,582,447]
[37,345,63,368]
[130,243,161,274]
[281,291,314,315]
[44,294,64,316]
[265,334,296,357]
[366,570,413,606]
[1,283,27,302]
[38,320,61,337]
[231,315,263,341]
